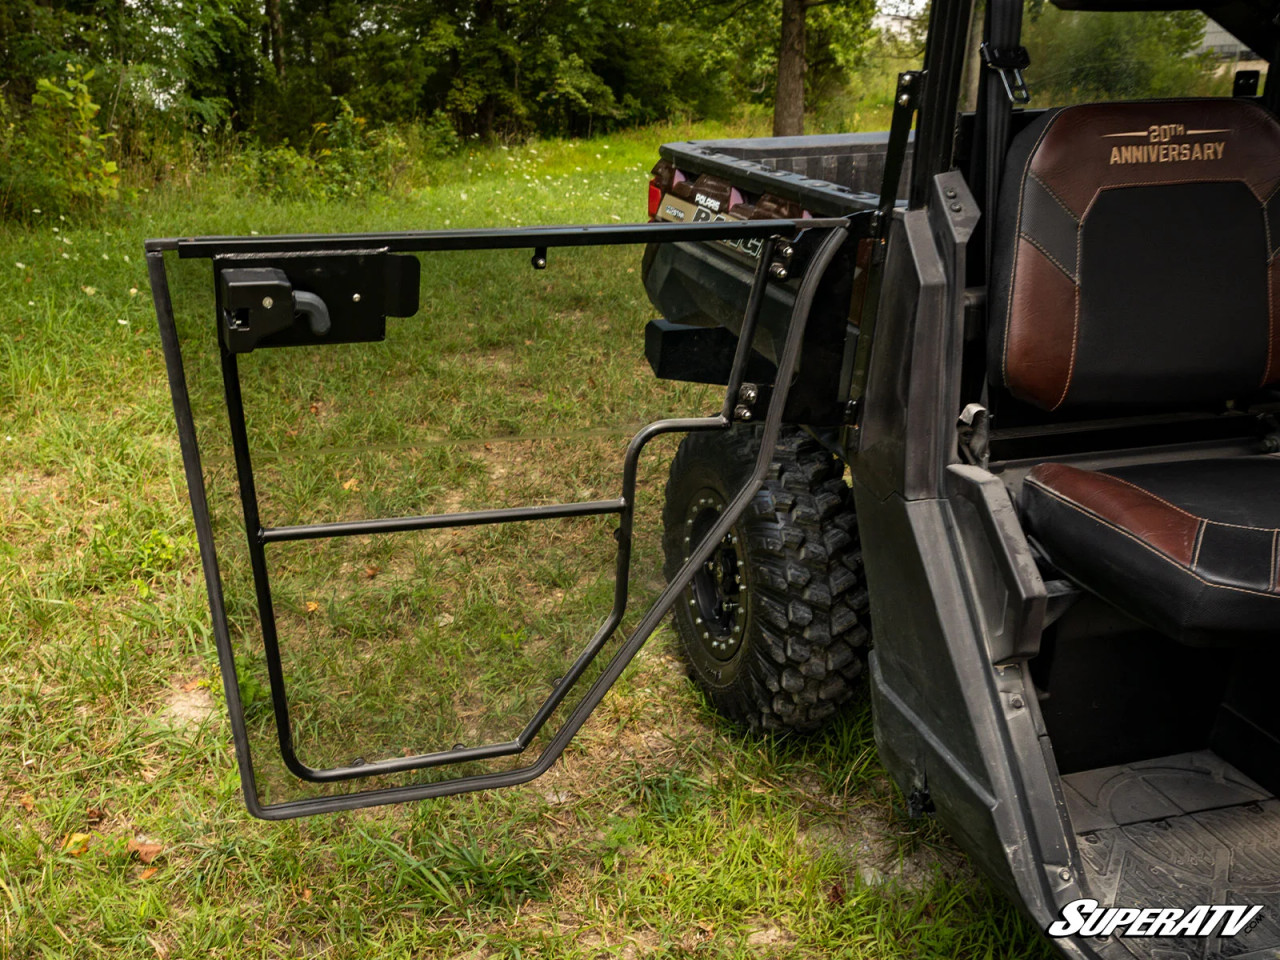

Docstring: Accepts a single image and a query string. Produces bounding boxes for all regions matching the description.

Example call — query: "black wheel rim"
[682,488,746,662]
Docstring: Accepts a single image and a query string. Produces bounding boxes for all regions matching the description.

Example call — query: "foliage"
[1023,5,1225,105]
[236,98,412,200]
[0,0,1240,219]
[719,0,879,110]
[0,64,118,217]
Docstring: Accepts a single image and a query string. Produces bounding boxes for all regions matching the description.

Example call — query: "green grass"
[0,118,1052,958]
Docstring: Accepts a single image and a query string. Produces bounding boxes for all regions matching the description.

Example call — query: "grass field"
[0,118,1053,958]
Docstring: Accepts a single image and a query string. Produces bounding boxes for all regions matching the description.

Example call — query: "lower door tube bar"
[260,498,626,544]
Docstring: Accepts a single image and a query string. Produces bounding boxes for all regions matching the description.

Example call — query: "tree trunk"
[266,0,285,81]
[773,0,806,137]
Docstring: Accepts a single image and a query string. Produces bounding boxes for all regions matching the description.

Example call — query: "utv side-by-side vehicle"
[147,0,1280,955]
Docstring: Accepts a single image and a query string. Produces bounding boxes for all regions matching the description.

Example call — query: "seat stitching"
[1052,226,1083,410]
[1019,232,1076,281]
[1081,176,1259,220]
[1266,197,1273,257]
[1028,173,1081,224]
[1089,470,1280,533]
[1272,530,1278,593]
[1025,479,1280,600]
[1003,115,1062,392]
[1192,520,1206,570]
[1266,257,1276,386]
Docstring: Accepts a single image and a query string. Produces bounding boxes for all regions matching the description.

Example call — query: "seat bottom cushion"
[1021,457,1280,645]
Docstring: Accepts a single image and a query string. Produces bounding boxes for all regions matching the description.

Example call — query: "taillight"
[648,181,662,219]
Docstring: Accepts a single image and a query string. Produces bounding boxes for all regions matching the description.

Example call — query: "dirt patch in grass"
[161,684,215,729]
[801,805,974,891]
[746,924,798,949]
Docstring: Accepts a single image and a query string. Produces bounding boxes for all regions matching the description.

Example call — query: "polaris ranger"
[148,0,1280,955]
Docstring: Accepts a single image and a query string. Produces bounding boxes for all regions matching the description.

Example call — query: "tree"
[1022,5,1221,105]
[774,0,806,135]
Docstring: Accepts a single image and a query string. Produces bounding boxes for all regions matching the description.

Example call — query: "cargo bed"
[657,131,911,217]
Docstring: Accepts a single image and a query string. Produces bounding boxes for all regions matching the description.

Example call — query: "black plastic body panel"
[851,170,1098,955]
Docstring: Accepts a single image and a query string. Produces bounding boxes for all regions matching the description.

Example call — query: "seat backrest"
[988,99,1280,412]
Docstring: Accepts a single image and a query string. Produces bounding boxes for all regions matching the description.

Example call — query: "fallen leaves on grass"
[180,679,201,692]
[306,601,320,613]
[17,794,34,813]
[139,867,158,880]
[62,833,91,856]
[342,477,360,491]
[127,837,164,864]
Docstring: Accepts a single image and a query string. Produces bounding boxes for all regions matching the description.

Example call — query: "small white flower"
[101,253,108,260]
[58,214,65,221]
[32,208,40,214]
[122,254,130,263]
[14,262,24,269]
[128,287,138,297]
[52,227,59,233]
[82,286,96,295]
[117,318,128,325]
[4,436,12,442]
[61,253,69,259]
[250,230,259,236]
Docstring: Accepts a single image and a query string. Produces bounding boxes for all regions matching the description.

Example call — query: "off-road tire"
[661,424,870,733]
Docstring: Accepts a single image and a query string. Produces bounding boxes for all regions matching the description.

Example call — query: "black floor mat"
[1061,751,1280,960]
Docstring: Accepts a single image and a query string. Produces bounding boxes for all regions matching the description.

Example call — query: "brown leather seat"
[1021,458,1280,644]
[987,100,1280,643]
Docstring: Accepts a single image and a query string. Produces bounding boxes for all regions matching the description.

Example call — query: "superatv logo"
[1048,899,1263,939]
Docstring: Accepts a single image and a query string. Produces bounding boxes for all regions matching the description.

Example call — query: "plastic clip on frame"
[145,214,863,819]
